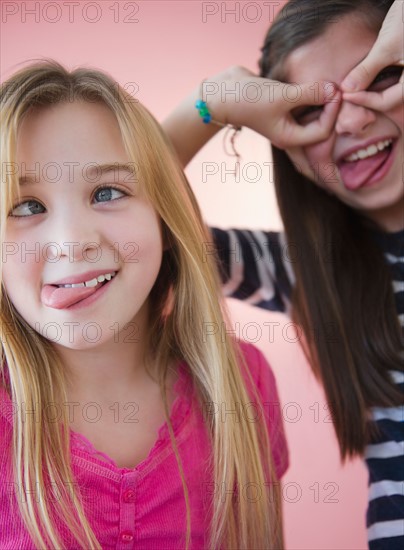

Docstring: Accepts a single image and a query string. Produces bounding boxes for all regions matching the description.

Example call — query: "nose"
[335,100,376,136]
[45,212,102,263]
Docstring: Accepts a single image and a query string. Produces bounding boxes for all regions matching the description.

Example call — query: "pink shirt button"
[123,489,135,503]
[120,531,134,542]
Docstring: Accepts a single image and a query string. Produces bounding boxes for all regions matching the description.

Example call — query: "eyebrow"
[18,163,137,186]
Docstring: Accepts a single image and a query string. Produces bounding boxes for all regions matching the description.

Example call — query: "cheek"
[120,234,163,267]
[388,105,403,127]
[2,242,40,288]
[284,146,311,180]
[303,139,339,190]
[3,222,48,274]
[304,141,333,168]
[1,252,41,326]
[111,211,163,267]
[285,139,340,194]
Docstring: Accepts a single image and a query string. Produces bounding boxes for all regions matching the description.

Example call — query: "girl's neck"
[57,305,157,406]
[61,339,153,407]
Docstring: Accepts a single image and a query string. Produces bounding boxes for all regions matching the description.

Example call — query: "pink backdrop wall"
[1,1,368,548]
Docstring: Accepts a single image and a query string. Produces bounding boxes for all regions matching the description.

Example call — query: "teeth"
[57,272,116,288]
[344,139,393,162]
[366,144,378,156]
[85,278,98,288]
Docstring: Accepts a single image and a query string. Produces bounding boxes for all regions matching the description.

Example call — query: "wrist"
[198,78,228,125]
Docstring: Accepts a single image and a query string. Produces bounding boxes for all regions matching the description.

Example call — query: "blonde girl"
[0,61,288,549]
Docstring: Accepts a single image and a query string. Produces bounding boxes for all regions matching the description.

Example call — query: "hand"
[341,0,403,110]
[206,66,341,149]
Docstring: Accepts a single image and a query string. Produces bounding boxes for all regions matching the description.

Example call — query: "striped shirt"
[212,226,404,550]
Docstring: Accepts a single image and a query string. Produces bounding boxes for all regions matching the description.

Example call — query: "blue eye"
[10,200,45,218]
[94,185,126,203]
[8,185,127,218]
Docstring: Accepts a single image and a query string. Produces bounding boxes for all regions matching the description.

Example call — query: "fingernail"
[341,78,358,92]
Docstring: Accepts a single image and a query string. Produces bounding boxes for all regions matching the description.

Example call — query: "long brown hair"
[259,0,403,458]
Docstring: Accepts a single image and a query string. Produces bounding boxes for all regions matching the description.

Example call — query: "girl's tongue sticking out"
[41,273,116,309]
[337,138,394,190]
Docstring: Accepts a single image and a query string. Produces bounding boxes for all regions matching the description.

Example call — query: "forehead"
[18,100,120,142]
[17,100,128,165]
[282,15,378,85]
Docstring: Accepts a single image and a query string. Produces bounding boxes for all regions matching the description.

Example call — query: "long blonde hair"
[0,61,284,549]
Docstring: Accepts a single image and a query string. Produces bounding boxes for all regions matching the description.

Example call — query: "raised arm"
[163,66,341,168]
[164,68,341,312]
[163,80,222,168]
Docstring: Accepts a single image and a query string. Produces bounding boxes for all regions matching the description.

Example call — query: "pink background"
[1,1,368,548]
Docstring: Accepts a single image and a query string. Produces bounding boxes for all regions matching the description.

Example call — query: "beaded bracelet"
[195,99,214,124]
[195,79,227,127]
[195,79,242,172]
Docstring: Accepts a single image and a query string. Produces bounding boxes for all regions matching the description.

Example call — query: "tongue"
[41,282,103,309]
[338,148,390,190]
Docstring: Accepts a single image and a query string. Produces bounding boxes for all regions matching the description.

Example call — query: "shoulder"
[0,365,14,443]
[0,383,13,432]
[0,364,13,423]
[0,384,13,472]
[236,340,278,399]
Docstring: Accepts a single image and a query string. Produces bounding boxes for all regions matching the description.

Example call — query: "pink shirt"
[0,342,288,549]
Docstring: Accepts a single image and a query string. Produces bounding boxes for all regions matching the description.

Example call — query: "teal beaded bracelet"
[195,99,212,124]
[195,79,242,176]
[195,79,227,127]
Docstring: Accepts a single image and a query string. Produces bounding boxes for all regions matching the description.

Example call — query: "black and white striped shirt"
[212,226,404,550]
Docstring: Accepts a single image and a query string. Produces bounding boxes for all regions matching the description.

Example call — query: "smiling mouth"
[41,272,117,309]
[337,138,396,191]
[54,271,117,288]
[342,139,393,162]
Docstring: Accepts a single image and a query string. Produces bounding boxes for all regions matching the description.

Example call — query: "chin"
[51,330,117,350]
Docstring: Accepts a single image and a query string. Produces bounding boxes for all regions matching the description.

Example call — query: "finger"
[285,80,340,108]
[282,90,342,147]
[340,54,384,92]
[343,81,404,111]
[341,0,404,92]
